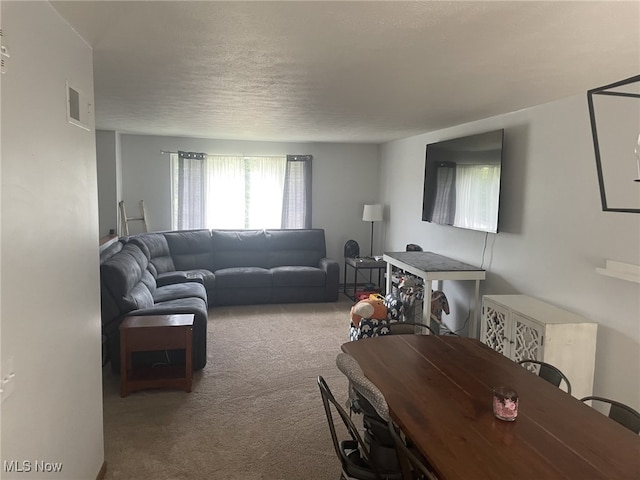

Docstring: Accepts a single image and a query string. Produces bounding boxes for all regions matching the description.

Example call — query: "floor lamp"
[362,204,383,257]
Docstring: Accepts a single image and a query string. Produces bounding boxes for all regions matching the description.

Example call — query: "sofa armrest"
[156,271,204,286]
[319,257,340,301]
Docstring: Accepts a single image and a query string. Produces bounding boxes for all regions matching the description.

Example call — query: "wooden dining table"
[341,335,640,480]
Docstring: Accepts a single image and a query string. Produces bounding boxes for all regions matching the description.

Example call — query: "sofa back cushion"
[211,230,268,270]
[100,243,155,314]
[265,229,326,267]
[100,240,124,264]
[129,233,176,276]
[164,230,214,271]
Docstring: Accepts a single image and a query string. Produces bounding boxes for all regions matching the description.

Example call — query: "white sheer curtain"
[172,153,289,230]
[204,156,246,229]
[453,164,501,231]
[244,156,286,229]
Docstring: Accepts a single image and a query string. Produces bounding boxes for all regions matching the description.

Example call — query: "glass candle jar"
[493,386,518,421]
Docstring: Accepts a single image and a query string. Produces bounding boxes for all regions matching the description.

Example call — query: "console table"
[383,251,485,336]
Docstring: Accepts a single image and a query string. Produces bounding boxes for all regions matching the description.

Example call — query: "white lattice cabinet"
[481,295,598,399]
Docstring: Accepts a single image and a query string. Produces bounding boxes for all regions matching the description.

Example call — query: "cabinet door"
[481,302,511,357]
[511,313,545,363]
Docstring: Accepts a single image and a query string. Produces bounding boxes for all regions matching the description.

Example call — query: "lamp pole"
[369,221,374,257]
[362,204,383,259]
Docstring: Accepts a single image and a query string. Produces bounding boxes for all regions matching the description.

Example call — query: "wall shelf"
[596,260,640,284]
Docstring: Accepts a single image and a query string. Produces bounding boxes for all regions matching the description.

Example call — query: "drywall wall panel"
[1,2,104,478]
[96,130,118,236]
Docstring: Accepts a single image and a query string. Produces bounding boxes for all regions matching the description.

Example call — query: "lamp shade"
[362,204,383,222]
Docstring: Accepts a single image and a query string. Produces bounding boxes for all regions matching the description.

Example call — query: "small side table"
[343,257,387,301]
[120,313,194,397]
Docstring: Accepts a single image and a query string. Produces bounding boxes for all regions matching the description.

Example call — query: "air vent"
[1,28,10,75]
[66,80,91,131]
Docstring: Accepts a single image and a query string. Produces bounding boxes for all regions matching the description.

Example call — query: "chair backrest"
[580,396,640,434]
[518,359,572,395]
[336,353,389,420]
[387,321,437,336]
[335,354,402,475]
[387,418,437,480]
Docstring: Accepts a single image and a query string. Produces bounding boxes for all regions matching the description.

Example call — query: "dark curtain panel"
[175,151,206,230]
[281,155,312,229]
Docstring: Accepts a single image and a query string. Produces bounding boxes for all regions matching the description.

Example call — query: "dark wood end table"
[119,313,194,397]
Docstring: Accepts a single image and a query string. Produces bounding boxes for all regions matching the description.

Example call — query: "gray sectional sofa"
[99,228,339,372]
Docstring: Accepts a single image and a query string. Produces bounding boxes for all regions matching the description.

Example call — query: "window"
[171,152,311,230]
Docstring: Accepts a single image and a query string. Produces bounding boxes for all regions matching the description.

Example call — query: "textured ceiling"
[51,1,640,144]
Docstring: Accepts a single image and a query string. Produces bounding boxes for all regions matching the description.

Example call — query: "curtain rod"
[161,150,247,157]
[160,150,307,158]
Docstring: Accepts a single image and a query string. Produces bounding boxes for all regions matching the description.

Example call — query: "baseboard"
[96,461,107,480]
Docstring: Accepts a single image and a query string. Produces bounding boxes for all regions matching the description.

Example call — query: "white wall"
[379,94,640,409]
[1,2,104,478]
[114,134,380,266]
[0,0,4,465]
[96,130,121,237]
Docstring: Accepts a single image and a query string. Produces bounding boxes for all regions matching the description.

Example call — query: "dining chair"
[335,353,401,475]
[517,359,572,395]
[388,321,436,336]
[387,321,460,336]
[336,352,390,419]
[317,375,401,480]
[387,418,437,480]
[580,396,640,434]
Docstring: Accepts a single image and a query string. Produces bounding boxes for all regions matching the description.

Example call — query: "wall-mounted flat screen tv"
[422,129,504,233]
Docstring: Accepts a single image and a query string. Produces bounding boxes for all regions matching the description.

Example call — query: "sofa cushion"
[140,269,157,295]
[126,283,155,311]
[100,240,123,264]
[270,266,325,287]
[130,232,176,275]
[211,230,268,270]
[214,267,271,288]
[265,229,326,267]
[153,282,207,304]
[164,230,215,271]
[100,243,156,312]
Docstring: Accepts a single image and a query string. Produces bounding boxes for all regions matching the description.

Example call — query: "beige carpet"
[102,298,353,479]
